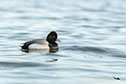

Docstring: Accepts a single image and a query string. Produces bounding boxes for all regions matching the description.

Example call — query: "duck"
[21,31,59,50]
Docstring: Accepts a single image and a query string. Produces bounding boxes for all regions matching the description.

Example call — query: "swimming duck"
[21,31,59,50]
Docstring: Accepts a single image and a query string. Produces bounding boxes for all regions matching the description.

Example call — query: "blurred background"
[0,0,126,84]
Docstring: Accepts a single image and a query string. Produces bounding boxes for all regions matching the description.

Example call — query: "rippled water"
[0,0,126,84]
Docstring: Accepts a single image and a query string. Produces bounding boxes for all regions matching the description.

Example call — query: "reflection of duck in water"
[21,31,60,53]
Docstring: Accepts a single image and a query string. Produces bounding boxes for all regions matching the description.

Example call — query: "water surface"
[0,0,126,84]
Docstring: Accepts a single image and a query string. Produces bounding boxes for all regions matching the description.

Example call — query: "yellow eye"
[53,35,55,37]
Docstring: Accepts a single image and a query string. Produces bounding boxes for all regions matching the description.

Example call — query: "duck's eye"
[53,35,55,38]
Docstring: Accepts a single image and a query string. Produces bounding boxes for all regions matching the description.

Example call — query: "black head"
[46,31,58,43]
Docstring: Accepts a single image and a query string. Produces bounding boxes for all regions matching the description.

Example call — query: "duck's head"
[46,31,58,43]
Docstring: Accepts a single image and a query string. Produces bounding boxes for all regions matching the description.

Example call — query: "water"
[0,0,126,84]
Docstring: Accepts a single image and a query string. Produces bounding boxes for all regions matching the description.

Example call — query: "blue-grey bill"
[56,39,61,42]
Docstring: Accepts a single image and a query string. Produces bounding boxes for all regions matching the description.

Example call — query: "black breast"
[49,42,58,50]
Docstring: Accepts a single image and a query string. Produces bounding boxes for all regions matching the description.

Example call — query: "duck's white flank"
[29,44,49,49]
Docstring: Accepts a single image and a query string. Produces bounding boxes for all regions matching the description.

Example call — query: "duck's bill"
[56,39,61,42]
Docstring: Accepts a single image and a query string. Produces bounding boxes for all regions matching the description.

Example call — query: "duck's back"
[21,39,49,49]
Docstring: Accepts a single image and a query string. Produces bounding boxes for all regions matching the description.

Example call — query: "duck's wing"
[32,39,49,45]
[21,39,48,49]
[21,41,34,49]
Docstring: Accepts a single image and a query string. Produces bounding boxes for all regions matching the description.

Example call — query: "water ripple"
[0,0,126,84]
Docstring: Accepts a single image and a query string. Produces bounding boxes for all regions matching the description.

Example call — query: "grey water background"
[0,0,126,84]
